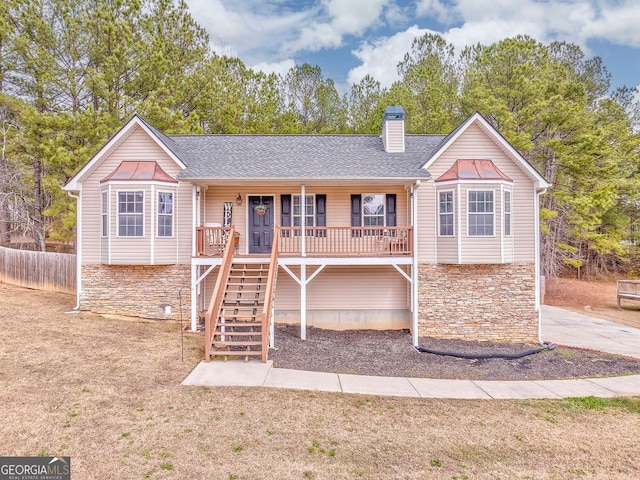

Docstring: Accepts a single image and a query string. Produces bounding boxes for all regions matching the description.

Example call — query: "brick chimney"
[382,106,405,153]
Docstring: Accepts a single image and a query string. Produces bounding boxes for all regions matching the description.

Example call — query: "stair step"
[217,319,261,326]
[213,330,262,336]
[209,350,263,357]
[212,341,263,347]
[220,309,259,315]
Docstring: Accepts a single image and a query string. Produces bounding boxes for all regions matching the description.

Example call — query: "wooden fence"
[0,246,76,294]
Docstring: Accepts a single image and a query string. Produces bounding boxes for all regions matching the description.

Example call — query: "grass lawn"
[1,282,639,479]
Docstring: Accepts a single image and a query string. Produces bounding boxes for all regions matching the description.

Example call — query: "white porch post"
[300,263,307,340]
[190,264,198,331]
[301,184,306,257]
[412,181,420,347]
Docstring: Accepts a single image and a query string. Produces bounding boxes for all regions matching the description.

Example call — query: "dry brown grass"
[1,282,640,479]
[545,277,640,329]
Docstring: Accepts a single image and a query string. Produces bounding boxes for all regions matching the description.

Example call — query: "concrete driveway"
[540,305,640,360]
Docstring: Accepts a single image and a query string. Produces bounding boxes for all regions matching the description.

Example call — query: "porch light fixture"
[236,193,242,205]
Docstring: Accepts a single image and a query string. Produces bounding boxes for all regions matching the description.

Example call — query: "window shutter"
[351,194,361,237]
[315,194,326,227]
[281,195,291,227]
[386,194,396,227]
[351,194,361,226]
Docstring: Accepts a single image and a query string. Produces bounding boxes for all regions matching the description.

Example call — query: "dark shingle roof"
[168,134,445,181]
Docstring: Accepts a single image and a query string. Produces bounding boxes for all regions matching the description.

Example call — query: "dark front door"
[248,196,273,254]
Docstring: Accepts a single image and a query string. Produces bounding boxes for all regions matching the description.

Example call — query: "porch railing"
[195,225,413,257]
[277,226,412,256]
[196,226,237,256]
[204,227,236,361]
[260,231,279,362]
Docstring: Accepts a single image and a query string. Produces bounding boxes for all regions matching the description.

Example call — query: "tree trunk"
[32,155,45,251]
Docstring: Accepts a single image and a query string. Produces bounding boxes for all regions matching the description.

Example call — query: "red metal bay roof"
[435,159,512,183]
[100,161,178,184]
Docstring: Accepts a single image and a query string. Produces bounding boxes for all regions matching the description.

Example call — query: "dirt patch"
[545,277,640,329]
[270,325,640,380]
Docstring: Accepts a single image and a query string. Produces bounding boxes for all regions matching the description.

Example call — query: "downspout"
[534,186,548,344]
[66,190,82,312]
[150,184,155,264]
[191,185,198,331]
[411,180,421,347]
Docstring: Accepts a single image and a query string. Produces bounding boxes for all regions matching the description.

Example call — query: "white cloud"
[185,0,316,63]
[582,2,640,46]
[415,0,453,23]
[348,25,431,87]
[326,0,389,36]
[251,59,297,78]
[284,0,389,53]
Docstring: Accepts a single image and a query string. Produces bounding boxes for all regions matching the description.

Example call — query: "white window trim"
[362,193,386,228]
[292,193,315,228]
[157,190,175,238]
[467,189,495,237]
[438,190,455,237]
[116,190,145,238]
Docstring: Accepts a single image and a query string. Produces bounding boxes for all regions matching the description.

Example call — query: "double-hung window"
[293,194,315,228]
[362,194,385,228]
[351,194,396,236]
[118,191,144,237]
[438,191,454,236]
[101,191,108,237]
[468,190,494,236]
[504,190,512,236]
[281,194,326,237]
[157,191,173,237]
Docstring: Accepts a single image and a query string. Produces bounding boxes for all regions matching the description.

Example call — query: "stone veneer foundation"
[418,263,539,343]
[81,264,191,320]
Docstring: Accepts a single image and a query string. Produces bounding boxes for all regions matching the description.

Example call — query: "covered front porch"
[190,225,418,346]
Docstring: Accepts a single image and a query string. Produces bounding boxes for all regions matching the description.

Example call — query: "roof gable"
[63,115,185,191]
[423,112,550,190]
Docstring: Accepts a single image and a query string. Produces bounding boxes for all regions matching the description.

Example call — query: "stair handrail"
[260,230,280,362]
[204,226,236,361]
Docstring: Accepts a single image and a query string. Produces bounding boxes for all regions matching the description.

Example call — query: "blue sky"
[184,0,640,97]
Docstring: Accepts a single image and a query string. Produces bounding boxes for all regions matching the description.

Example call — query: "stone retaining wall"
[418,263,538,342]
[81,264,191,319]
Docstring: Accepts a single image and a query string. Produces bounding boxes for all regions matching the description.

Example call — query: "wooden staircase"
[205,227,279,363]
[208,263,269,361]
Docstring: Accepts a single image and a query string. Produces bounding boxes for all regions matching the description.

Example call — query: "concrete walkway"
[182,306,640,399]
